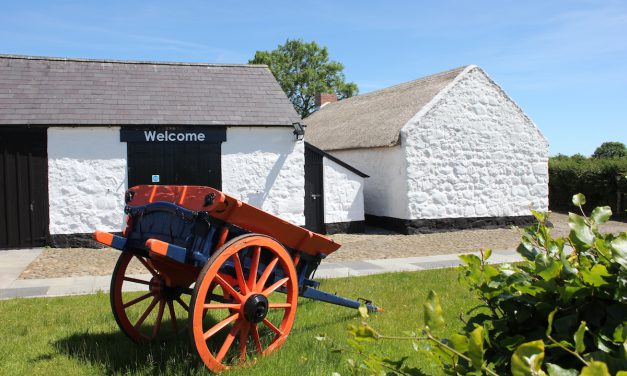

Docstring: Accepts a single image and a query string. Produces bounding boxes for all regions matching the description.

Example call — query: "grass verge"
[0,267,478,375]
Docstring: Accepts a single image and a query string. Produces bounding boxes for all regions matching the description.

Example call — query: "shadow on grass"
[50,304,360,374]
[51,320,205,374]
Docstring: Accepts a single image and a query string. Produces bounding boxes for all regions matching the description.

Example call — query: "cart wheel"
[110,252,193,342]
[189,234,298,372]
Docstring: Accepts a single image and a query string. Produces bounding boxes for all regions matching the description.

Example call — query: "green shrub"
[549,157,627,217]
[324,194,627,375]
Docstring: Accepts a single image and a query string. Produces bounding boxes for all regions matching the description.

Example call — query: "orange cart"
[94,185,378,372]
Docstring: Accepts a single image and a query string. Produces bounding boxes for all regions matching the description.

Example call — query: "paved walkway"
[0,248,522,300]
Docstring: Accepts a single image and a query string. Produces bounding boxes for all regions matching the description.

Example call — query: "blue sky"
[1,1,625,156]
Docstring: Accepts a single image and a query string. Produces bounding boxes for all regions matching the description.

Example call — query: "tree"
[249,39,358,118]
[592,141,627,159]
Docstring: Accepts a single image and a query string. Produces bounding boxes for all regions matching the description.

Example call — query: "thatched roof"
[305,66,468,150]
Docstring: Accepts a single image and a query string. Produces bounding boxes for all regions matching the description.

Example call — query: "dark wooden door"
[127,142,221,189]
[0,128,49,249]
[304,145,324,233]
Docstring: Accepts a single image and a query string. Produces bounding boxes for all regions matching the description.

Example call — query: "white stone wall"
[401,66,549,219]
[222,127,305,225]
[48,127,127,234]
[330,147,409,219]
[322,157,365,223]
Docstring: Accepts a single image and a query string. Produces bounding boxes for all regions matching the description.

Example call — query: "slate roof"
[0,54,301,126]
[305,66,468,150]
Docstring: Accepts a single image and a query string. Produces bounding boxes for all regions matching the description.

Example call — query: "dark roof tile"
[0,55,301,126]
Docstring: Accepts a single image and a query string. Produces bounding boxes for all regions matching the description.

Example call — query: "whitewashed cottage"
[305,65,548,234]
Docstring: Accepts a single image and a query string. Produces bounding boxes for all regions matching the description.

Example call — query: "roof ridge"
[322,65,469,109]
[0,53,268,68]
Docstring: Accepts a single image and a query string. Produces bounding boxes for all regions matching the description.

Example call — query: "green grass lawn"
[0,268,479,375]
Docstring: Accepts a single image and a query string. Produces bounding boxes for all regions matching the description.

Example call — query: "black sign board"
[120,127,226,143]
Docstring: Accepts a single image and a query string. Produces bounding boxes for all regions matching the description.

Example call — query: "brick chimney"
[315,93,337,109]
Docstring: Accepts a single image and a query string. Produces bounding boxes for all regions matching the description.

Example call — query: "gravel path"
[18,212,627,279]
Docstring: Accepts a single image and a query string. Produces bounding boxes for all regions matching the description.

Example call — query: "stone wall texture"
[48,127,127,234]
[222,127,305,225]
[401,66,549,219]
[322,157,365,223]
[331,147,410,219]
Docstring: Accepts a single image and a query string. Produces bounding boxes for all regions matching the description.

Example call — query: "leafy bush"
[322,194,627,375]
[549,157,627,217]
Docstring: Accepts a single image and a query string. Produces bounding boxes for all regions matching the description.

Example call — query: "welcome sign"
[120,127,226,143]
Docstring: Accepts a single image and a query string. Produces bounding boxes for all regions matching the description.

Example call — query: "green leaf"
[610,233,627,268]
[574,321,587,353]
[581,264,612,287]
[511,340,546,376]
[591,206,612,225]
[483,248,493,261]
[357,305,369,318]
[580,361,611,376]
[546,363,578,376]
[546,308,557,337]
[568,212,595,245]
[531,209,547,222]
[612,323,626,342]
[514,283,546,296]
[459,254,482,267]
[348,323,380,342]
[559,248,578,275]
[536,253,562,281]
[558,285,586,302]
[423,290,445,330]
[448,333,469,353]
[572,193,586,207]
[468,326,484,371]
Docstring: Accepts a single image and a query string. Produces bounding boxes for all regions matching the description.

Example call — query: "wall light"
[292,122,305,141]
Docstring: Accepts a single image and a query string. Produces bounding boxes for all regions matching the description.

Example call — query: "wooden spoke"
[123,276,152,285]
[151,300,166,338]
[261,277,288,297]
[134,297,159,329]
[231,253,248,295]
[168,301,178,332]
[203,313,239,340]
[268,303,292,309]
[215,321,241,363]
[215,274,243,302]
[251,324,263,354]
[255,257,278,292]
[262,318,282,335]
[203,303,241,310]
[123,292,154,309]
[136,256,158,277]
[175,297,189,311]
[238,322,250,362]
[247,246,261,291]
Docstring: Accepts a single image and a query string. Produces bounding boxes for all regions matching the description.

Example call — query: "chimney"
[315,93,337,109]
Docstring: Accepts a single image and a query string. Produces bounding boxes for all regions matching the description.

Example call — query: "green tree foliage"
[249,39,358,118]
[324,195,627,375]
[593,142,627,159]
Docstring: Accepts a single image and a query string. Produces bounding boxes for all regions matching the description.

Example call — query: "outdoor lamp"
[292,122,305,140]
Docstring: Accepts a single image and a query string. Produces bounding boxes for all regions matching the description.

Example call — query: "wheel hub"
[243,294,269,323]
[149,276,182,301]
